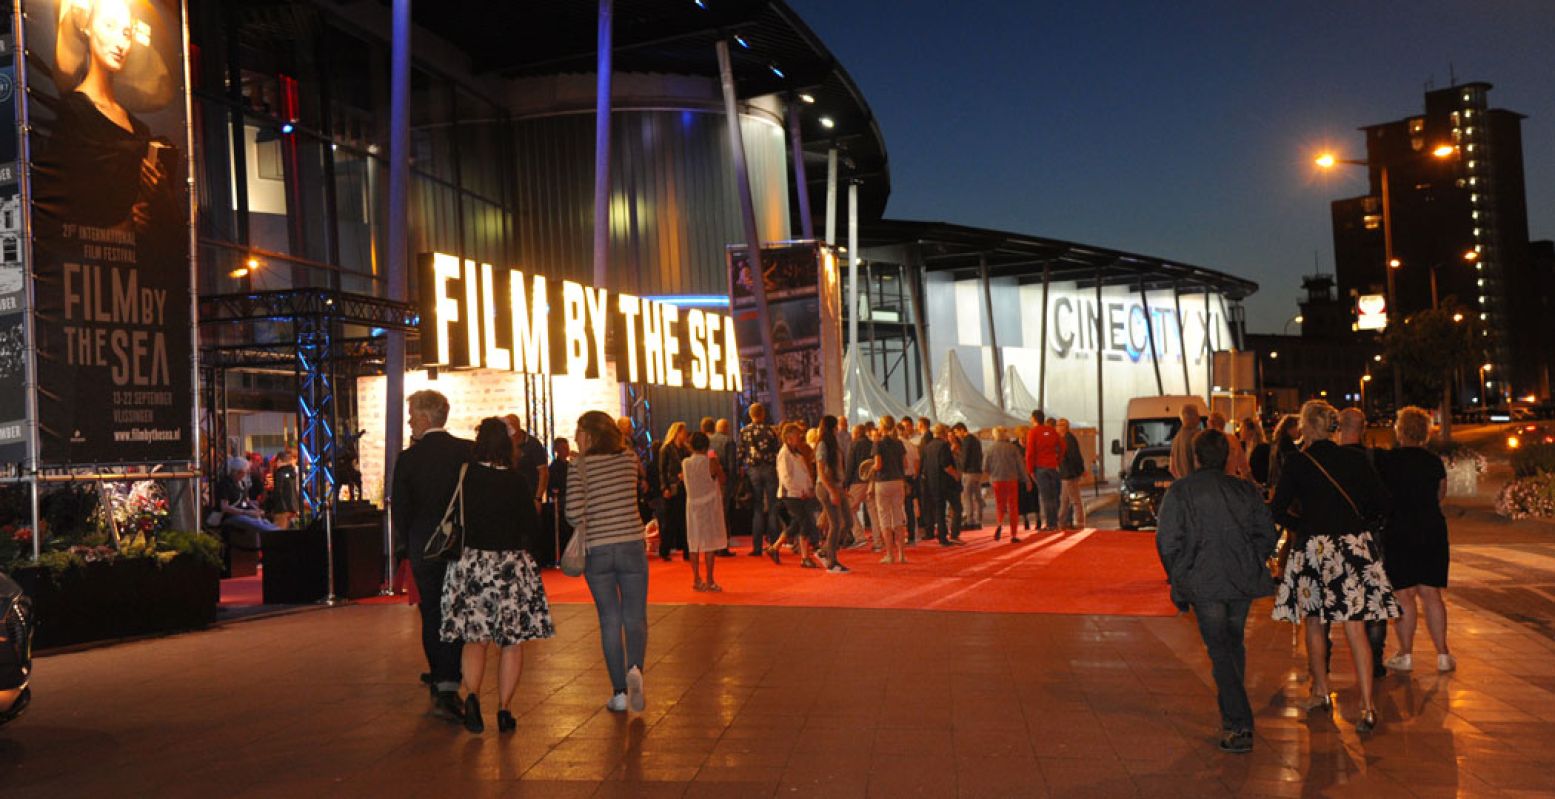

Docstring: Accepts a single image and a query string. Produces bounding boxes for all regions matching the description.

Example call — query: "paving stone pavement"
[4,575,1554,798]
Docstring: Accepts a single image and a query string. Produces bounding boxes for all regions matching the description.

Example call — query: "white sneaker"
[1438,653,1457,672]
[1384,653,1413,672]
[606,692,627,712]
[626,666,645,712]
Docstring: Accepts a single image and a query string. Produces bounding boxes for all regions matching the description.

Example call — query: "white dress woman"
[682,437,727,591]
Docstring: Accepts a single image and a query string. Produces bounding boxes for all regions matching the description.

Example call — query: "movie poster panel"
[728,243,841,427]
[0,33,28,463]
[24,0,192,463]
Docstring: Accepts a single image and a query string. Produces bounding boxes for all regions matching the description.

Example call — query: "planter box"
[11,553,220,650]
[1445,460,1480,498]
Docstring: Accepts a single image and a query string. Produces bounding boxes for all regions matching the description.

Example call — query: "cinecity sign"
[418,253,742,392]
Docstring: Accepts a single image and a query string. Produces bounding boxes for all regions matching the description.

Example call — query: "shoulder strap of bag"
[443,464,469,523]
[1303,450,1361,520]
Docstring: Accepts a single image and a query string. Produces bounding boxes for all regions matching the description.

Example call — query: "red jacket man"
[1026,413,1064,472]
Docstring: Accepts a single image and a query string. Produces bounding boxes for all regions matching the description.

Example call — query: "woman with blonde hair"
[1375,407,1455,672]
[657,422,691,561]
[568,411,650,713]
[1241,417,1271,488]
[1270,401,1398,733]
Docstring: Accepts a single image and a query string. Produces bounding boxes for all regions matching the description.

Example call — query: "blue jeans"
[1191,599,1254,732]
[748,465,780,552]
[583,541,649,693]
[1034,468,1061,529]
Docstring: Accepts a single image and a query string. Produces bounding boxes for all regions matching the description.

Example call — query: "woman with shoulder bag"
[440,418,556,734]
[567,411,651,713]
[1270,401,1399,733]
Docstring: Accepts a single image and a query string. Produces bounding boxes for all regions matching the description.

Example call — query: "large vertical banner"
[728,242,842,426]
[24,0,192,463]
[0,33,28,463]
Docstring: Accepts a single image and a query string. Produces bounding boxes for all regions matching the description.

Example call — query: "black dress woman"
[1375,406,1455,673]
[1270,401,1399,733]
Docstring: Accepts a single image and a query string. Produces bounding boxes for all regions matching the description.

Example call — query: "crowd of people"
[388,389,1109,732]
[1156,400,1455,754]
[387,386,1457,749]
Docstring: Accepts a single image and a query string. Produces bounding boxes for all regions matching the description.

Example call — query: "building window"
[1,239,15,262]
[1363,214,1381,230]
[1409,118,1425,134]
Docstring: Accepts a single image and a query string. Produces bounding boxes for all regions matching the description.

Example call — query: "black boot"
[463,694,484,733]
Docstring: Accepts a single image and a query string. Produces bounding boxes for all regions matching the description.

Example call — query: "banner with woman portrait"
[22,0,192,463]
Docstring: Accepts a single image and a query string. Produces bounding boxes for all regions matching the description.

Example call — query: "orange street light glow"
[1453,313,1464,322]
[1463,251,1479,262]
[1314,153,1337,169]
[1361,374,1373,382]
[229,267,250,278]
[1432,144,1456,158]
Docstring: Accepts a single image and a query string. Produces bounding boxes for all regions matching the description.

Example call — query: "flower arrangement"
[1432,441,1488,475]
[1495,473,1555,520]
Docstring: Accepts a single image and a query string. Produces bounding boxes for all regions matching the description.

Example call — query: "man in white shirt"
[776,422,822,568]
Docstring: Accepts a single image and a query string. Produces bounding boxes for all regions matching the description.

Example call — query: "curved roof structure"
[864,219,1259,299]
[406,0,892,224]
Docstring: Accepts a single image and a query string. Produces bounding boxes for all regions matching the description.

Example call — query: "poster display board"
[728,242,843,426]
[21,0,194,463]
[0,34,27,463]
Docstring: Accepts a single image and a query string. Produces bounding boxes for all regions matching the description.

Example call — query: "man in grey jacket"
[1155,429,1281,754]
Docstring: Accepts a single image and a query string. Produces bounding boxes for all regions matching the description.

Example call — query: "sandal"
[705,583,722,592]
[692,581,707,592]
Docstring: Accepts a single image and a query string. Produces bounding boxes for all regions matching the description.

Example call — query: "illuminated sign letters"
[418,252,741,392]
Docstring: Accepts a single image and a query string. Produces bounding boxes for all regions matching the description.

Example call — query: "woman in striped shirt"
[567,410,650,713]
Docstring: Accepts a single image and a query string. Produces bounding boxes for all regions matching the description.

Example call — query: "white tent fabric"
[843,347,915,426]
[1003,365,1042,418]
[911,351,1027,431]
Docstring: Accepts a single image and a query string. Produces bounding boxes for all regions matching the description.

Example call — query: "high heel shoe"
[463,694,484,733]
[497,709,516,733]
[1300,692,1333,713]
[1356,709,1378,733]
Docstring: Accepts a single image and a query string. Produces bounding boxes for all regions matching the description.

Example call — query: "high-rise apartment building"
[1330,81,1539,403]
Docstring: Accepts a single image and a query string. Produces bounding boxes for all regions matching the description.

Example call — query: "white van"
[1111,395,1207,479]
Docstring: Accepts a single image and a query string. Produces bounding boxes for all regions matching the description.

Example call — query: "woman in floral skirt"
[441,418,556,734]
[1270,400,1398,733]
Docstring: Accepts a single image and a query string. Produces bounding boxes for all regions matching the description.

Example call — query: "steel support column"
[979,254,1004,408]
[1038,263,1051,411]
[787,97,814,240]
[824,148,838,246]
[1173,281,1191,394]
[1095,266,1106,482]
[1139,279,1164,395]
[383,0,411,526]
[716,38,784,418]
[847,181,860,354]
[593,0,613,287]
[908,250,936,418]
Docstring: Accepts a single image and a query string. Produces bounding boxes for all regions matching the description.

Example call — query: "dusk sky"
[788,0,1553,333]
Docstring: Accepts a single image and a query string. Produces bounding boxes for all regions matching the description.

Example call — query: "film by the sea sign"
[23,0,194,463]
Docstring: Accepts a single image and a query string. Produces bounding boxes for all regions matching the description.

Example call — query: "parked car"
[0,569,33,727]
[1118,445,1173,531]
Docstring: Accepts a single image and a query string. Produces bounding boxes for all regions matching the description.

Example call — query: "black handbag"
[422,464,468,562]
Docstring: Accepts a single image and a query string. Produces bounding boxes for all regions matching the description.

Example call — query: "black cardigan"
[1270,440,1388,538]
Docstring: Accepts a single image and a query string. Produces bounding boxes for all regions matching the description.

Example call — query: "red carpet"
[539,528,1176,617]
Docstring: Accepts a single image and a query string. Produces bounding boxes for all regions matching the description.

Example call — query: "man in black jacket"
[1156,429,1280,754]
[920,425,963,546]
[391,389,471,721]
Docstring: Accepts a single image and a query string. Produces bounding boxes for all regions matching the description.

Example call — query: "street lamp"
[1314,144,1457,409]
[1283,314,1304,335]
[1479,363,1493,407]
[1360,373,1373,411]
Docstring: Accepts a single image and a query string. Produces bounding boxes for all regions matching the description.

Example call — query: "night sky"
[788,0,1553,333]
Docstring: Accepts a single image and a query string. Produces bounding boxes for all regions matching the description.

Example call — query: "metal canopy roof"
[861,219,1259,300]
[402,0,891,222]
